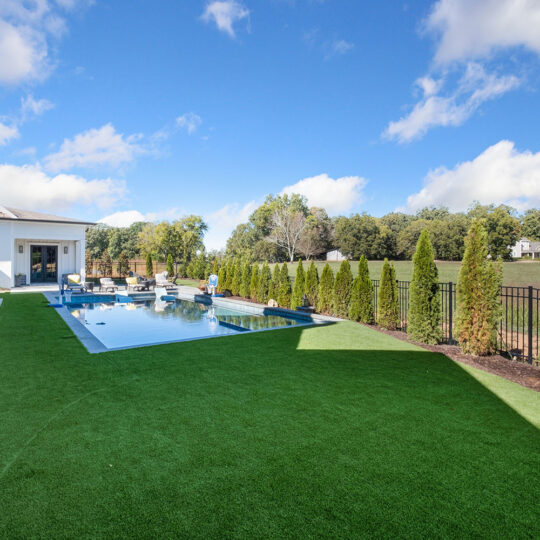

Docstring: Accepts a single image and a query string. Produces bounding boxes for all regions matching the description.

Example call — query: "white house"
[511,238,540,259]
[0,206,94,289]
[326,249,348,262]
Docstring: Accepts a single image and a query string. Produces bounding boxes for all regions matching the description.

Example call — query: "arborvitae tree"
[305,261,319,307]
[217,264,227,293]
[250,264,259,300]
[377,259,400,329]
[166,254,174,277]
[231,260,242,296]
[291,260,306,310]
[145,253,153,277]
[332,259,353,317]
[224,260,235,290]
[270,263,281,301]
[240,261,251,298]
[456,220,502,355]
[212,258,219,275]
[257,262,272,303]
[317,263,334,314]
[408,230,442,344]
[349,255,374,323]
[278,263,292,308]
[117,252,130,277]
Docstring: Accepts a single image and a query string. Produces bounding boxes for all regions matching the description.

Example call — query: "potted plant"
[15,273,26,287]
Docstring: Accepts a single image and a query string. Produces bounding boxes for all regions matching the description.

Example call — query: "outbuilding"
[0,206,93,289]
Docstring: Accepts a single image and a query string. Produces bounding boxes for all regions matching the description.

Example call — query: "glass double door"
[31,245,58,282]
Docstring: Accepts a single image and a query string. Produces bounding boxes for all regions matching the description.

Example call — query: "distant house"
[326,249,348,262]
[511,238,540,259]
[0,206,94,289]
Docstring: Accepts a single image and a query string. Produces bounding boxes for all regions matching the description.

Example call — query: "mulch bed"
[217,292,540,392]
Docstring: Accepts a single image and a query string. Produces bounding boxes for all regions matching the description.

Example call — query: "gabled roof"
[0,206,95,226]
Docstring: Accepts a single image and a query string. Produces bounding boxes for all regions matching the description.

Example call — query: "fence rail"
[371,280,538,365]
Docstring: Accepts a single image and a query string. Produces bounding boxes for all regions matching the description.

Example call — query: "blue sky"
[1,0,540,249]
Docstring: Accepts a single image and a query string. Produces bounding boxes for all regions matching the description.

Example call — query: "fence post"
[528,285,533,364]
[448,281,453,344]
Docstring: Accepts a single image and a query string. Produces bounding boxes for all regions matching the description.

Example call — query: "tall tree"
[267,194,309,262]
[277,263,292,308]
[349,255,374,323]
[217,263,227,293]
[334,213,381,259]
[377,259,400,330]
[333,259,353,318]
[231,260,242,296]
[240,261,251,298]
[408,230,441,344]
[117,252,130,277]
[291,260,306,310]
[304,261,319,307]
[250,264,259,301]
[86,224,111,259]
[522,209,540,240]
[317,263,334,314]
[145,253,153,277]
[257,262,272,303]
[456,220,502,355]
[166,254,174,277]
[297,208,333,260]
[270,263,281,300]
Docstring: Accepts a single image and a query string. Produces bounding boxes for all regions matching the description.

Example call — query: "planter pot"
[15,274,27,287]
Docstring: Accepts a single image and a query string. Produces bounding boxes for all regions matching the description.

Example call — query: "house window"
[64,246,68,255]
[18,245,23,254]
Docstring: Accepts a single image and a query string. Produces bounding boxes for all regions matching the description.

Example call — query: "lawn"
[284,260,540,287]
[1,293,539,538]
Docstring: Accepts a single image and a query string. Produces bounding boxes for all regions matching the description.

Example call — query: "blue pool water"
[66,298,305,349]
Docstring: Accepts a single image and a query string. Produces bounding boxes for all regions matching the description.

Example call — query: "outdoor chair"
[63,273,87,294]
[155,272,177,290]
[99,277,118,293]
[126,276,146,292]
[129,272,155,291]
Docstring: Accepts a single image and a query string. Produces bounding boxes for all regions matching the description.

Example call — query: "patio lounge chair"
[100,277,118,293]
[126,276,146,292]
[155,272,177,290]
[63,273,87,294]
[129,272,155,291]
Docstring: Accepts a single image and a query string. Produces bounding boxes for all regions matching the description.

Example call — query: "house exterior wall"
[326,249,347,262]
[0,220,87,288]
[511,238,540,259]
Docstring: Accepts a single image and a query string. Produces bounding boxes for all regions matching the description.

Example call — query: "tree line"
[225,197,540,262]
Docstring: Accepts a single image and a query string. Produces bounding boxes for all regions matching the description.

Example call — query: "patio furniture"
[155,272,177,290]
[206,274,218,295]
[99,277,118,293]
[63,273,87,294]
[126,276,146,292]
[129,272,155,291]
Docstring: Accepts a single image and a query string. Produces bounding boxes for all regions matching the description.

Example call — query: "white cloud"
[425,0,540,65]
[99,208,181,227]
[204,200,259,251]
[0,19,48,84]
[325,39,354,59]
[0,122,19,145]
[281,173,367,215]
[21,94,54,119]
[0,163,125,212]
[384,63,520,143]
[176,112,202,135]
[201,1,249,38]
[44,124,143,172]
[405,140,540,212]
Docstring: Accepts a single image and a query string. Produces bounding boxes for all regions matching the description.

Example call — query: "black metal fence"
[371,280,539,366]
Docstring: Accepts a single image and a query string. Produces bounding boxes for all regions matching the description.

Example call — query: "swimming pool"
[65,297,310,350]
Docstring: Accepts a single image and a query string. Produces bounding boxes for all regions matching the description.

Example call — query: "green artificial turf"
[0,293,539,538]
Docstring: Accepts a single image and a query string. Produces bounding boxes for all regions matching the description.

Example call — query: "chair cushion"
[68,274,81,284]
[126,277,138,285]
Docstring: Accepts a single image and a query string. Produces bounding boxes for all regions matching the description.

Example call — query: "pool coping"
[43,289,340,354]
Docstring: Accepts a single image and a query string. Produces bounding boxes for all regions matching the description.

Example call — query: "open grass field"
[1,293,539,537]
[284,260,540,287]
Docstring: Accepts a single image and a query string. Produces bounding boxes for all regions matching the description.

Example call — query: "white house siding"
[0,221,87,288]
[326,249,347,262]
